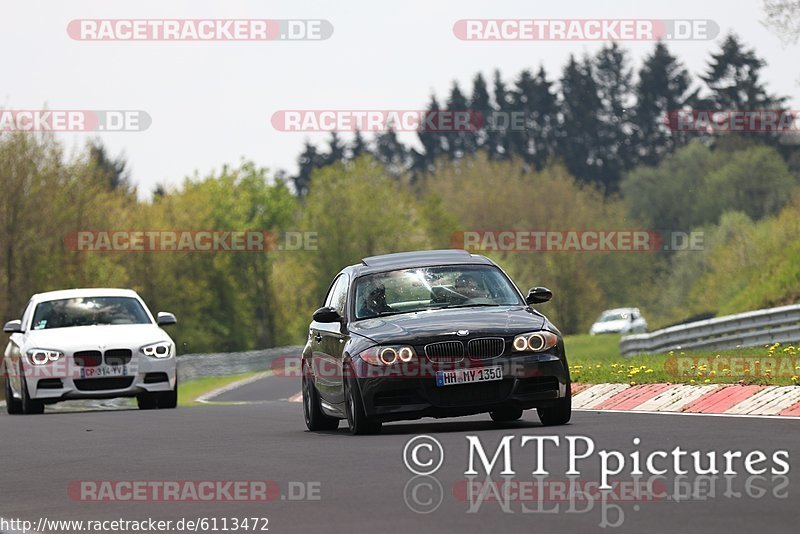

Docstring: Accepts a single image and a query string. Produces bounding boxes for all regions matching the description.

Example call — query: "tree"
[633,42,694,165]
[557,55,605,189]
[508,66,558,169]
[374,126,409,176]
[698,33,784,111]
[415,95,445,173]
[293,141,323,197]
[593,42,636,189]
[349,130,370,160]
[88,140,133,194]
[444,81,473,158]
[321,132,345,167]
[489,69,512,159]
[469,72,493,153]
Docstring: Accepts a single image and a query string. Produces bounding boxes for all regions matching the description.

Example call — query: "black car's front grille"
[424,341,464,363]
[73,351,102,367]
[74,377,134,391]
[430,380,512,407]
[104,349,132,366]
[467,337,505,360]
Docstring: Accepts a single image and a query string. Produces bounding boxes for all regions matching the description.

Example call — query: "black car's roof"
[342,249,495,277]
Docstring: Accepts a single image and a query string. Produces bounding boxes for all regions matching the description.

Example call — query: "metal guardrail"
[620,304,800,356]
[177,345,303,381]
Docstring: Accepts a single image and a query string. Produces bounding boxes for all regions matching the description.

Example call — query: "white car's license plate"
[436,366,503,387]
[80,366,128,379]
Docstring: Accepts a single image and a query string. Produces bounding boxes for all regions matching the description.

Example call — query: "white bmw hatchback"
[3,288,178,414]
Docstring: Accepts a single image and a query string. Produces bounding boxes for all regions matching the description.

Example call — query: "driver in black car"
[454,272,488,300]
[358,283,394,318]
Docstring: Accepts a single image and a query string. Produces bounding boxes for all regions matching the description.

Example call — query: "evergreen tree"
[349,130,370,160]
[509,66,558,169]
[293,141,322,197]
[593,42,636,189]
[445,81,473,158]
[415,95,446,172]
[699,33,784,111]
[374,127,409,175]
[321,132,346,167]
[633,42,694,165]
[557,55,604,189]
[469,72,493,153]
[489,69,512,159]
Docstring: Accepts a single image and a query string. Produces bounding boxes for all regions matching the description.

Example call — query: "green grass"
[564,334,800,387]
[179,372,266,406]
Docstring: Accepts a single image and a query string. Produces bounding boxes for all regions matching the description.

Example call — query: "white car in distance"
[3,288,178,414]
[589,307,648,335]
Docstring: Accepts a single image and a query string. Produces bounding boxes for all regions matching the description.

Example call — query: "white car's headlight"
[140,341,172,358]
[512,331,559,353]
[26,349,64,365]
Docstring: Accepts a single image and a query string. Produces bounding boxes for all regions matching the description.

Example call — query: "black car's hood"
[349,306,546,344]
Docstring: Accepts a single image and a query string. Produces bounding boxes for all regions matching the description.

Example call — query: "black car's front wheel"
[344,370,381,435]
[302,365,339,431]
[537,382,572,426]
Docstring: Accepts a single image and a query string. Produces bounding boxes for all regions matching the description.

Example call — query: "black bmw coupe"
[302,249,571,434]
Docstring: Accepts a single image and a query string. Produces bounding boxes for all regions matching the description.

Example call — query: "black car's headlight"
[140,341,172,358]
[26,349,63,365]
[512,331,558,352]
[359,345,416,366]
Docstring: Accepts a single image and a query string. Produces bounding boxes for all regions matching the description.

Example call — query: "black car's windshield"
[354,265,523,320]
[31,297,152,330]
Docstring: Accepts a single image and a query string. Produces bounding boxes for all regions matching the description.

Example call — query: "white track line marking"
[288,391,303,403]
[575,408,800,420]
[196,371,272,403]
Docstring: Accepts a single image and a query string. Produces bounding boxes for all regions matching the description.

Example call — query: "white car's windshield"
[354,265,523,320]
[31,297,151,330]
[599,311,631,322]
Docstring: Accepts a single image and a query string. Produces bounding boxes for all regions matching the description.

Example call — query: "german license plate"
[436,366,503,387]
[80,366,128,379]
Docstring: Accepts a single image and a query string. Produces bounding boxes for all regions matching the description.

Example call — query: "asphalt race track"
[1,374,799,533]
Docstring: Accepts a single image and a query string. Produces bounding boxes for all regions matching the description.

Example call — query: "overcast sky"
[2,0,797,197]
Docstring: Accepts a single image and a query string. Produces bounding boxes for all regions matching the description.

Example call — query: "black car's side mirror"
[313,306,342,323]
[157,312,177,326]
[526,287,553,305]
[3,319,23,333]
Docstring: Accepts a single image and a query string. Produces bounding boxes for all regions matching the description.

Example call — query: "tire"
[158,378,178,409]
[490,407,523,422]
[302,365,339,431]
[136,392,158,410]
[343,370,381,435]
[537,382,572,426]
[4,371,22,415]
[20,373,45,415]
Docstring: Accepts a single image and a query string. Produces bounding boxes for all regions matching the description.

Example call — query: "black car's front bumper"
[351,352,569,422]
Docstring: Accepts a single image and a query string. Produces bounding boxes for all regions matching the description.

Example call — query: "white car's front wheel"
[4,372,22,415]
